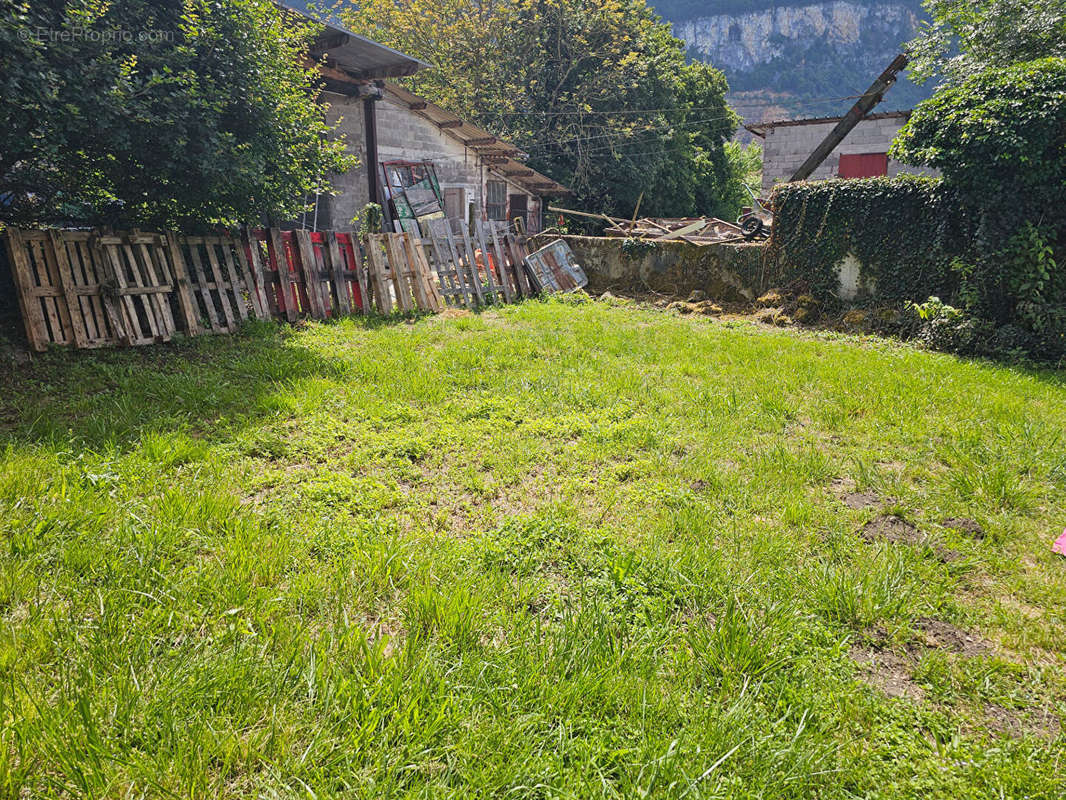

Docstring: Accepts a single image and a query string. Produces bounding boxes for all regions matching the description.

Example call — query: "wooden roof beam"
[408,101,428,110]
[464,137,497,146]
[437,120,464,129]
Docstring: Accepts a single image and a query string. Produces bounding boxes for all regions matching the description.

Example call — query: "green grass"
[1,297,1064,798]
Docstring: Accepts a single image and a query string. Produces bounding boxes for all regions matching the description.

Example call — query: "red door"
[838,153,888,178]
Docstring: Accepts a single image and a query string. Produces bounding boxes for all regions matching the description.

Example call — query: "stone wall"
[319,91,541,232]
[760,114,937,194]
[530,235,771,301]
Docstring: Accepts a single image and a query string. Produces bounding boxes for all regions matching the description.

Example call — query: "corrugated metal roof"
[384,84,571,196]
[278,1,432,79]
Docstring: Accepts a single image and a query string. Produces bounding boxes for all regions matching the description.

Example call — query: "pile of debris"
[602,216,745,244]
[548,206,757,245]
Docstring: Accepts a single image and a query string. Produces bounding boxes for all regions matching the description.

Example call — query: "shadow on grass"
[0,317,404,451]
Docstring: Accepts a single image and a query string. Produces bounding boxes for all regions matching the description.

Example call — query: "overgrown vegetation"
[0,0,352,229]
[907,0,1066,86]
[770,176,963,300]
[771,7,1065,362]
[337,0,749,220]
[1,302,1064,795]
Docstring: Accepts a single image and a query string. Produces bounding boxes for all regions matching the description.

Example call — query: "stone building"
[317,84,567,235]
[283,1,567,233]
[746,111,936,196]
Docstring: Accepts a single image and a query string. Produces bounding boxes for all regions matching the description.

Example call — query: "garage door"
[838,153,889,179]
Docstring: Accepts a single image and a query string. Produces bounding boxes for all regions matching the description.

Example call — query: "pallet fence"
[2,224,538,351]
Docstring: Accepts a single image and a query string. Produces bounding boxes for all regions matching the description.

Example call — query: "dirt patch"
[841,491,881,510]
[915,617,993,657]
[830,478,882,509]
[942,517,985,538]
[861,515,923,545]
[438,308,473,320]
[980,704,1062,741]
[932,545,962,564]
[850,645,924,700]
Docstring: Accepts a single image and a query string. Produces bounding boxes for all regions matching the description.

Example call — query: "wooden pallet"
[421,221,532,309]
[177,234,266,334]
[364,233,441,314]
[2,225,529,351]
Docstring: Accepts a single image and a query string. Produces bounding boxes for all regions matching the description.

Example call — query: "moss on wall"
[528,235,770,300]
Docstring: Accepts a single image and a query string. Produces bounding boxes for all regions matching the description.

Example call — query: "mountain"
[652,0,934,129]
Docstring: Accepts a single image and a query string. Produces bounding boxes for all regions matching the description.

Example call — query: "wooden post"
[790,53,909,183]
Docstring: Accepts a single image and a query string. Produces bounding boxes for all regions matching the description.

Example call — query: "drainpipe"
[364,93,381,206]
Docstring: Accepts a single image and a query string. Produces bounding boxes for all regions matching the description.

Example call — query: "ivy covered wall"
[768,176,968,301]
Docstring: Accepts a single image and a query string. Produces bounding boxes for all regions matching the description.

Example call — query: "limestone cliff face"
[674,2,919,72]
[662,1,929,119]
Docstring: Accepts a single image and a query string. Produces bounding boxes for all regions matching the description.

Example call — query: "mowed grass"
[1,297,1064,798]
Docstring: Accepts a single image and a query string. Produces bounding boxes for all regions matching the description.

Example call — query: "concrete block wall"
[319,91,540,232]
[760,116,937,195]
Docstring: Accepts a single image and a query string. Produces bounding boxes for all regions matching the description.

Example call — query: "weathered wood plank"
[185,240,223,332]
[47,230,89,348]
[5,228,51,350]
[294,230,326,319]
[202,239,237,330]
[325,232,351,316]
[165,232,201,335]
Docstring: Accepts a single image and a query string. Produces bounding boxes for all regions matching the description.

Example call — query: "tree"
[908,0,1066,85]
[0,0,354,228]
[337,0,742,220]
[891,58,1066,206]
[891,57,1066,350]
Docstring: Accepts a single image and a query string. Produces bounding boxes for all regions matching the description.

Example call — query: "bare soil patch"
[980,704,1062,741]
[850,645,924,700]
[942,517,986,538]
[840,491,881,510]
[861,515,923,545]
[915,617,993,657]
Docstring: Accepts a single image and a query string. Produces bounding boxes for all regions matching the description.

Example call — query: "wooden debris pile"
[549,205,748,245]
[2,221,548,352]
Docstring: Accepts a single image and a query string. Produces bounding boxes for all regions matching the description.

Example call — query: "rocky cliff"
[654,0,931,124]
[674,2,918,72]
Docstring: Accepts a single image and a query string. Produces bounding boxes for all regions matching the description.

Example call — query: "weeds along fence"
[1,220,539,351]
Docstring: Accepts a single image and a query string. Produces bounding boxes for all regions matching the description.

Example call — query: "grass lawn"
[1,297,1064,798]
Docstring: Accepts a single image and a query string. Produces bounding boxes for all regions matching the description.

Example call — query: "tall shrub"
[0,0,354,229]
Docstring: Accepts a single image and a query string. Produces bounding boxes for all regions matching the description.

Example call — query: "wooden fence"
[2,221,535,351]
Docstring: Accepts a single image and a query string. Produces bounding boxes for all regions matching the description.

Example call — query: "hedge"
[768,176,1066,361]
[768,175,972,301]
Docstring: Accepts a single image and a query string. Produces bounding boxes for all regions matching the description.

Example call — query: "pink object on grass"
[1054,529,1066,557]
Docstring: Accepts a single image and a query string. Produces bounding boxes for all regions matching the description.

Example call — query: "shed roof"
[745,110,911,138]
[278,1,431,79]
[383,84,571,196]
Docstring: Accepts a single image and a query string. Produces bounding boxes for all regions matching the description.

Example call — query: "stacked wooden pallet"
[2,224,537,351]
[421,219,532,308]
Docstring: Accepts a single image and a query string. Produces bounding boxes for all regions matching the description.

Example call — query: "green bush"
[891,57,1066,211]
[771,57,1066,362]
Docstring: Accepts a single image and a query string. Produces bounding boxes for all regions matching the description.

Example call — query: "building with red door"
[745,111,938,196]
